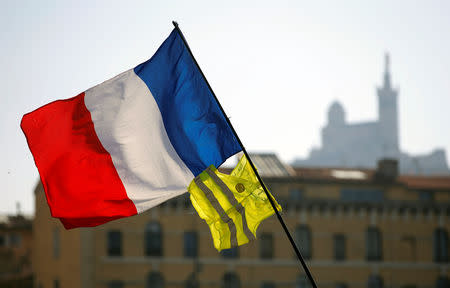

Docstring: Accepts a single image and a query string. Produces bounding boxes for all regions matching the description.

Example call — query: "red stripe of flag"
[21,93,137,229]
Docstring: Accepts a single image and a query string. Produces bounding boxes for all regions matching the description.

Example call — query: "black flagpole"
[172,21,318,288]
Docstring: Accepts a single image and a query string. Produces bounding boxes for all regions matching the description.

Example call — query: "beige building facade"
[32,158,449,288]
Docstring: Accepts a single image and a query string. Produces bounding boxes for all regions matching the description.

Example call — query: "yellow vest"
[188,155,281,251]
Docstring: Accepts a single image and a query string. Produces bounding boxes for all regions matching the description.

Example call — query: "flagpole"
[172,21,318,288]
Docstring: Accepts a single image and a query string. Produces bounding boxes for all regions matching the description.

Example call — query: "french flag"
[21,29,242,229]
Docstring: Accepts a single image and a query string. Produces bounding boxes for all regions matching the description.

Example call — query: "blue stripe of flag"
[134,29,242,176]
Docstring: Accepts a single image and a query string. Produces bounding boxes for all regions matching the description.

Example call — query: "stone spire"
[383,52,391,89]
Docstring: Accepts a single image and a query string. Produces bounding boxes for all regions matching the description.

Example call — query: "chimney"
[375,159,398,181]
[16,202,21,216]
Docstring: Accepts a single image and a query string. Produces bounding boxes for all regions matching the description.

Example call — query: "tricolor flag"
[21,28,242,229]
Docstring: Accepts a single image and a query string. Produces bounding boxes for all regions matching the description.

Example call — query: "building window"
[295,225,312,260]
[261,282,275,288]
[436,276,449,288]
[145,222,162,256]
[367,275,383,288]
[108,281,124,288]
[107,230,122,257]
[333,234,346,261]
[53,228,60,259]
[185,273,199,288]
[147,272,164,288]
[366,227,382,261]
[0,235,5,247]
[433,228,448,262]
[289,189,303,201]
[296,275,311,288]
[341,189,383,203]
[222,272,240,288]
[53,279,60,288]
[418,190,434,201]
[9,233,21,247]
[184,231,198,258]
[260,233,273,259]
[221,247,239,259]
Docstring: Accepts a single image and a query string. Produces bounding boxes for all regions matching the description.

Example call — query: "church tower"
[377,53,399,157]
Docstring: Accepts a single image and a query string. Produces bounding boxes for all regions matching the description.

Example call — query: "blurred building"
[293,54,449,175]
[0,211,33,287]
[32,155,449,288]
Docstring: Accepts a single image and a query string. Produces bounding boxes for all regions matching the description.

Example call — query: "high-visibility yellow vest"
[188,155,281,251]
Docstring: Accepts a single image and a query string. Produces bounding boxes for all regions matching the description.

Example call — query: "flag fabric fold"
[21,29,242,229]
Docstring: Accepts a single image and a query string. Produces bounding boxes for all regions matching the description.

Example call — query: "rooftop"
[0,214,32,229]
[291,166,450,190]
[247,154,450,191]
[248,153,295,177]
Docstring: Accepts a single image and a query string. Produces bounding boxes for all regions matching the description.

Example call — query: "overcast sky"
[1,0,449,214]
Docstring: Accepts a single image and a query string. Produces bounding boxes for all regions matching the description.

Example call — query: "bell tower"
[377,53,399,157]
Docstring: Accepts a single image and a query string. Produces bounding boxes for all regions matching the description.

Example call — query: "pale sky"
[1,0,449,214]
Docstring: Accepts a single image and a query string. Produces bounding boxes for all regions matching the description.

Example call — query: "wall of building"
[33,183,82,288]
[33,176,450,288]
